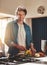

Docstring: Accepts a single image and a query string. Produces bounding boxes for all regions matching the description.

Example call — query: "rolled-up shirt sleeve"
[4,23,12,47]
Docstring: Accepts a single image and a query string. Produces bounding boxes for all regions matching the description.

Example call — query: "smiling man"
[4,6,36,56]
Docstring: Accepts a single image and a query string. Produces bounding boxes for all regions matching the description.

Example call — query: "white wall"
[0,0,47,18]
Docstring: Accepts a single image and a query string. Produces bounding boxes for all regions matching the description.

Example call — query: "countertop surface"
[0,56,47,65]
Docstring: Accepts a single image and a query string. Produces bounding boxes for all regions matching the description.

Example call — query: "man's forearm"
[11,41,19,48]
[31,43,36,52]
[31,43,34,48]
[5,40,18,48]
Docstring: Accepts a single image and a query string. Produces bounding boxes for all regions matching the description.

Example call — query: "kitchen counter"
[18,63,46,65]
[0,56,47,65]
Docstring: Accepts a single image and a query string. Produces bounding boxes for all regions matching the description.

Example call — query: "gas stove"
[0,61,17,65]
[0,56,40,65]
[0,56,47,65]
[0,59,17,65]
[0,57,16,65]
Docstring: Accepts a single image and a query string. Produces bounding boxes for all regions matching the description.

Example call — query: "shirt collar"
[14,19,25,25]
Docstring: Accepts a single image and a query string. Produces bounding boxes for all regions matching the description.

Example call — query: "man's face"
[17,11,26,21]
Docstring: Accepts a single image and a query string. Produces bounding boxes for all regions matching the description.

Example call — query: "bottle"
[45,41,47,55]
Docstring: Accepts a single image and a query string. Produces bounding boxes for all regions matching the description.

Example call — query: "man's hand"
[11,42,26,51]
[31,47,36,52]
[17,45,26,51]
[31,43,36,55]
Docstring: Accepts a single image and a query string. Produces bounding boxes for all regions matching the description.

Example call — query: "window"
[0,17,14,54]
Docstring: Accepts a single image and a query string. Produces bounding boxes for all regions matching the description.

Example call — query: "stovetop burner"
[0,57,17,65]
[0,61,17,65]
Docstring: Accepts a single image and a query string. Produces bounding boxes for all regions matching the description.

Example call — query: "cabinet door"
[32,17,47,52]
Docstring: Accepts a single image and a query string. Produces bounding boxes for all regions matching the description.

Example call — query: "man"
[4,6,36,56]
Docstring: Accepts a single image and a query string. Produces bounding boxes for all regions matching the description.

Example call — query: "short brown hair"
[16,6,27,15]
